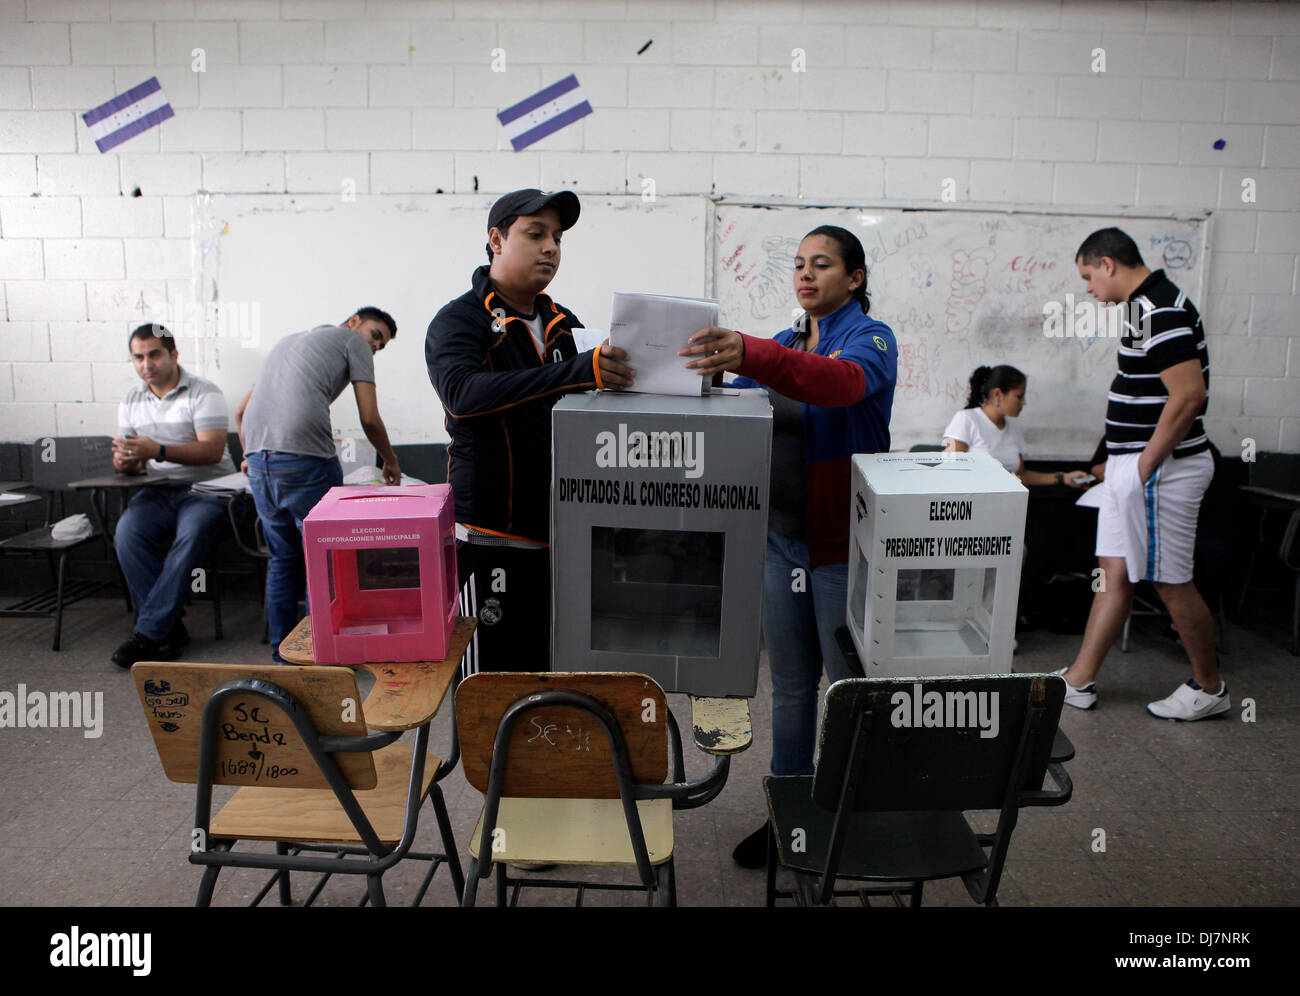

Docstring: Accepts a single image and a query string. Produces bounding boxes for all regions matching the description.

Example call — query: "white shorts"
[1095,450,1213,584]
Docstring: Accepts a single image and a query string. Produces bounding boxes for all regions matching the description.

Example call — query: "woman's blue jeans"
[245,451,342,661]
[763,531,853,777]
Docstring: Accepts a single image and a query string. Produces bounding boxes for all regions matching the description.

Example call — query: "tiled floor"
[0,597,1295,907]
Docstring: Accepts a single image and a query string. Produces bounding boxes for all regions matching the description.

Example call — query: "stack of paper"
[609,292,720,397]
[342,466,428,487]
[191,471,250,495]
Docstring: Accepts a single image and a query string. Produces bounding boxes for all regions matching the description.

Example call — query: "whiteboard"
[713,203,1210,459]
[194,194,709,444]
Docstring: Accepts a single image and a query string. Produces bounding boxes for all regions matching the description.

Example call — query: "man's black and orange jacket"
[425,265,605,545]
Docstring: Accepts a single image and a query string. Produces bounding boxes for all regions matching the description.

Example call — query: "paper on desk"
[191,471,250,494]
[0,492,29,502]
[1075,480,1104,509]
[342,466,428,487]
[609,292,719,397]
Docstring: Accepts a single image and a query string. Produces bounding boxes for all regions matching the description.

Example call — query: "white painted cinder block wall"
[0,0,1297,452]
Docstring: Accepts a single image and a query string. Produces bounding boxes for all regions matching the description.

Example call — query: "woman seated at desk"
[943,364,1092,488]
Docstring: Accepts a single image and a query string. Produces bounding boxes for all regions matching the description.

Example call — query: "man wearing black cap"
[426,188,634,674]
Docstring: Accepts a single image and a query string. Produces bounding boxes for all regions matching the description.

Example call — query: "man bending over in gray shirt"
[238,307,400,662]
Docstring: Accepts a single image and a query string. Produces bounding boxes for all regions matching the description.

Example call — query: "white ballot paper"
[572,327,606,353]
[190,471,250,495]
[609,292,720,397]
[1075,480,1105,509]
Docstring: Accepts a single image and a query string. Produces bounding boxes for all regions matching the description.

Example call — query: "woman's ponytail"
[965,366,992,409]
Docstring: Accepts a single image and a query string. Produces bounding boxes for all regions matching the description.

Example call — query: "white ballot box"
[551,391,771,697]
[847,451,1027,677]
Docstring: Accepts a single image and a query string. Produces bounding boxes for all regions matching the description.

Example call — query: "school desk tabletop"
[67,470,185,490]
[278,614,475,732]
[0,490,41,509]
[1240,484,1300,507]
[66,470,190,596]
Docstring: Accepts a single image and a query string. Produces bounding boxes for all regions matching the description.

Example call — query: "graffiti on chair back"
[526,716,593,753]
[215,700,299,781]
[143,678,187,734]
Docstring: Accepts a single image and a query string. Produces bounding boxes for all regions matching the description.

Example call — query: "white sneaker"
[1053,667,1096,709]
[1147,680,1231,721]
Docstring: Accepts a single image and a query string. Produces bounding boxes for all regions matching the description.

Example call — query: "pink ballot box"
[303,485,458,665]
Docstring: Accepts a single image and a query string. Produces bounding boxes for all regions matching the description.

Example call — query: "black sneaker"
[732,823,770,869]
[111,632,163,669]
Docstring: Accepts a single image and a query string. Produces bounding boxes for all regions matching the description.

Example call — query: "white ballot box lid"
[853,451,1026,497]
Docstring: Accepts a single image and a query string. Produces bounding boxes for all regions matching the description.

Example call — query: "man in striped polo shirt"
[1056,228,1227,721]
[110,324,234,669]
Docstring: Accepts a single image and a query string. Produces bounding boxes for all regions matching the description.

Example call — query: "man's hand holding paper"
[608,292,721,396]
[596,341,636,389]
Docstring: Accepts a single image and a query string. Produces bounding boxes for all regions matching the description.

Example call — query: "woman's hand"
[1062,470,1094,489]
[680,327,744,378]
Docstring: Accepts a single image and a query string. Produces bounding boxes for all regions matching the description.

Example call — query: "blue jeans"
[246,451,342,661]
[114,485,227,643]
[763,531,853,777]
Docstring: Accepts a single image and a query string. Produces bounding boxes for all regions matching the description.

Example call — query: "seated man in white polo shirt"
[110,324,235,669]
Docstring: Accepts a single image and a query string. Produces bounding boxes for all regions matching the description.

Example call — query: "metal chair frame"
[765,675,1073,908]
[461,684,731,908]
[0,455,110,649]
[190,676,463,908]
[1237,493,1300,656]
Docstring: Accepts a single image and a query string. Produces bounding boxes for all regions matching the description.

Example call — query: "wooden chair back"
[456,672,667,799]
[813,674,1064,813]
[133,661,377,791]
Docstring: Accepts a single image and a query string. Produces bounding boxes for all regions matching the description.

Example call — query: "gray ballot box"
[847,451,1027,678]
[551,391,772,697]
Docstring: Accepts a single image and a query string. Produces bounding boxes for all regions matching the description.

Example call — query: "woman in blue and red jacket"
[681,225,897,868]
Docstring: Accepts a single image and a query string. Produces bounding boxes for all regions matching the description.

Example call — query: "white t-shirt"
[522,312,545,355]
[942,407,1025,474]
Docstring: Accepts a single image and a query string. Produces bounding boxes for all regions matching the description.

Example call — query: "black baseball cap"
[487,188,581,233]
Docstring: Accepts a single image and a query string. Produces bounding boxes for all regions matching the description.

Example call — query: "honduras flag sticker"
[82,77,174,153]
[498,74,592,151]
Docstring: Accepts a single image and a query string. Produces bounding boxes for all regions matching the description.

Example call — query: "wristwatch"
[158,444,167,462]
[1055,470,1064,485]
